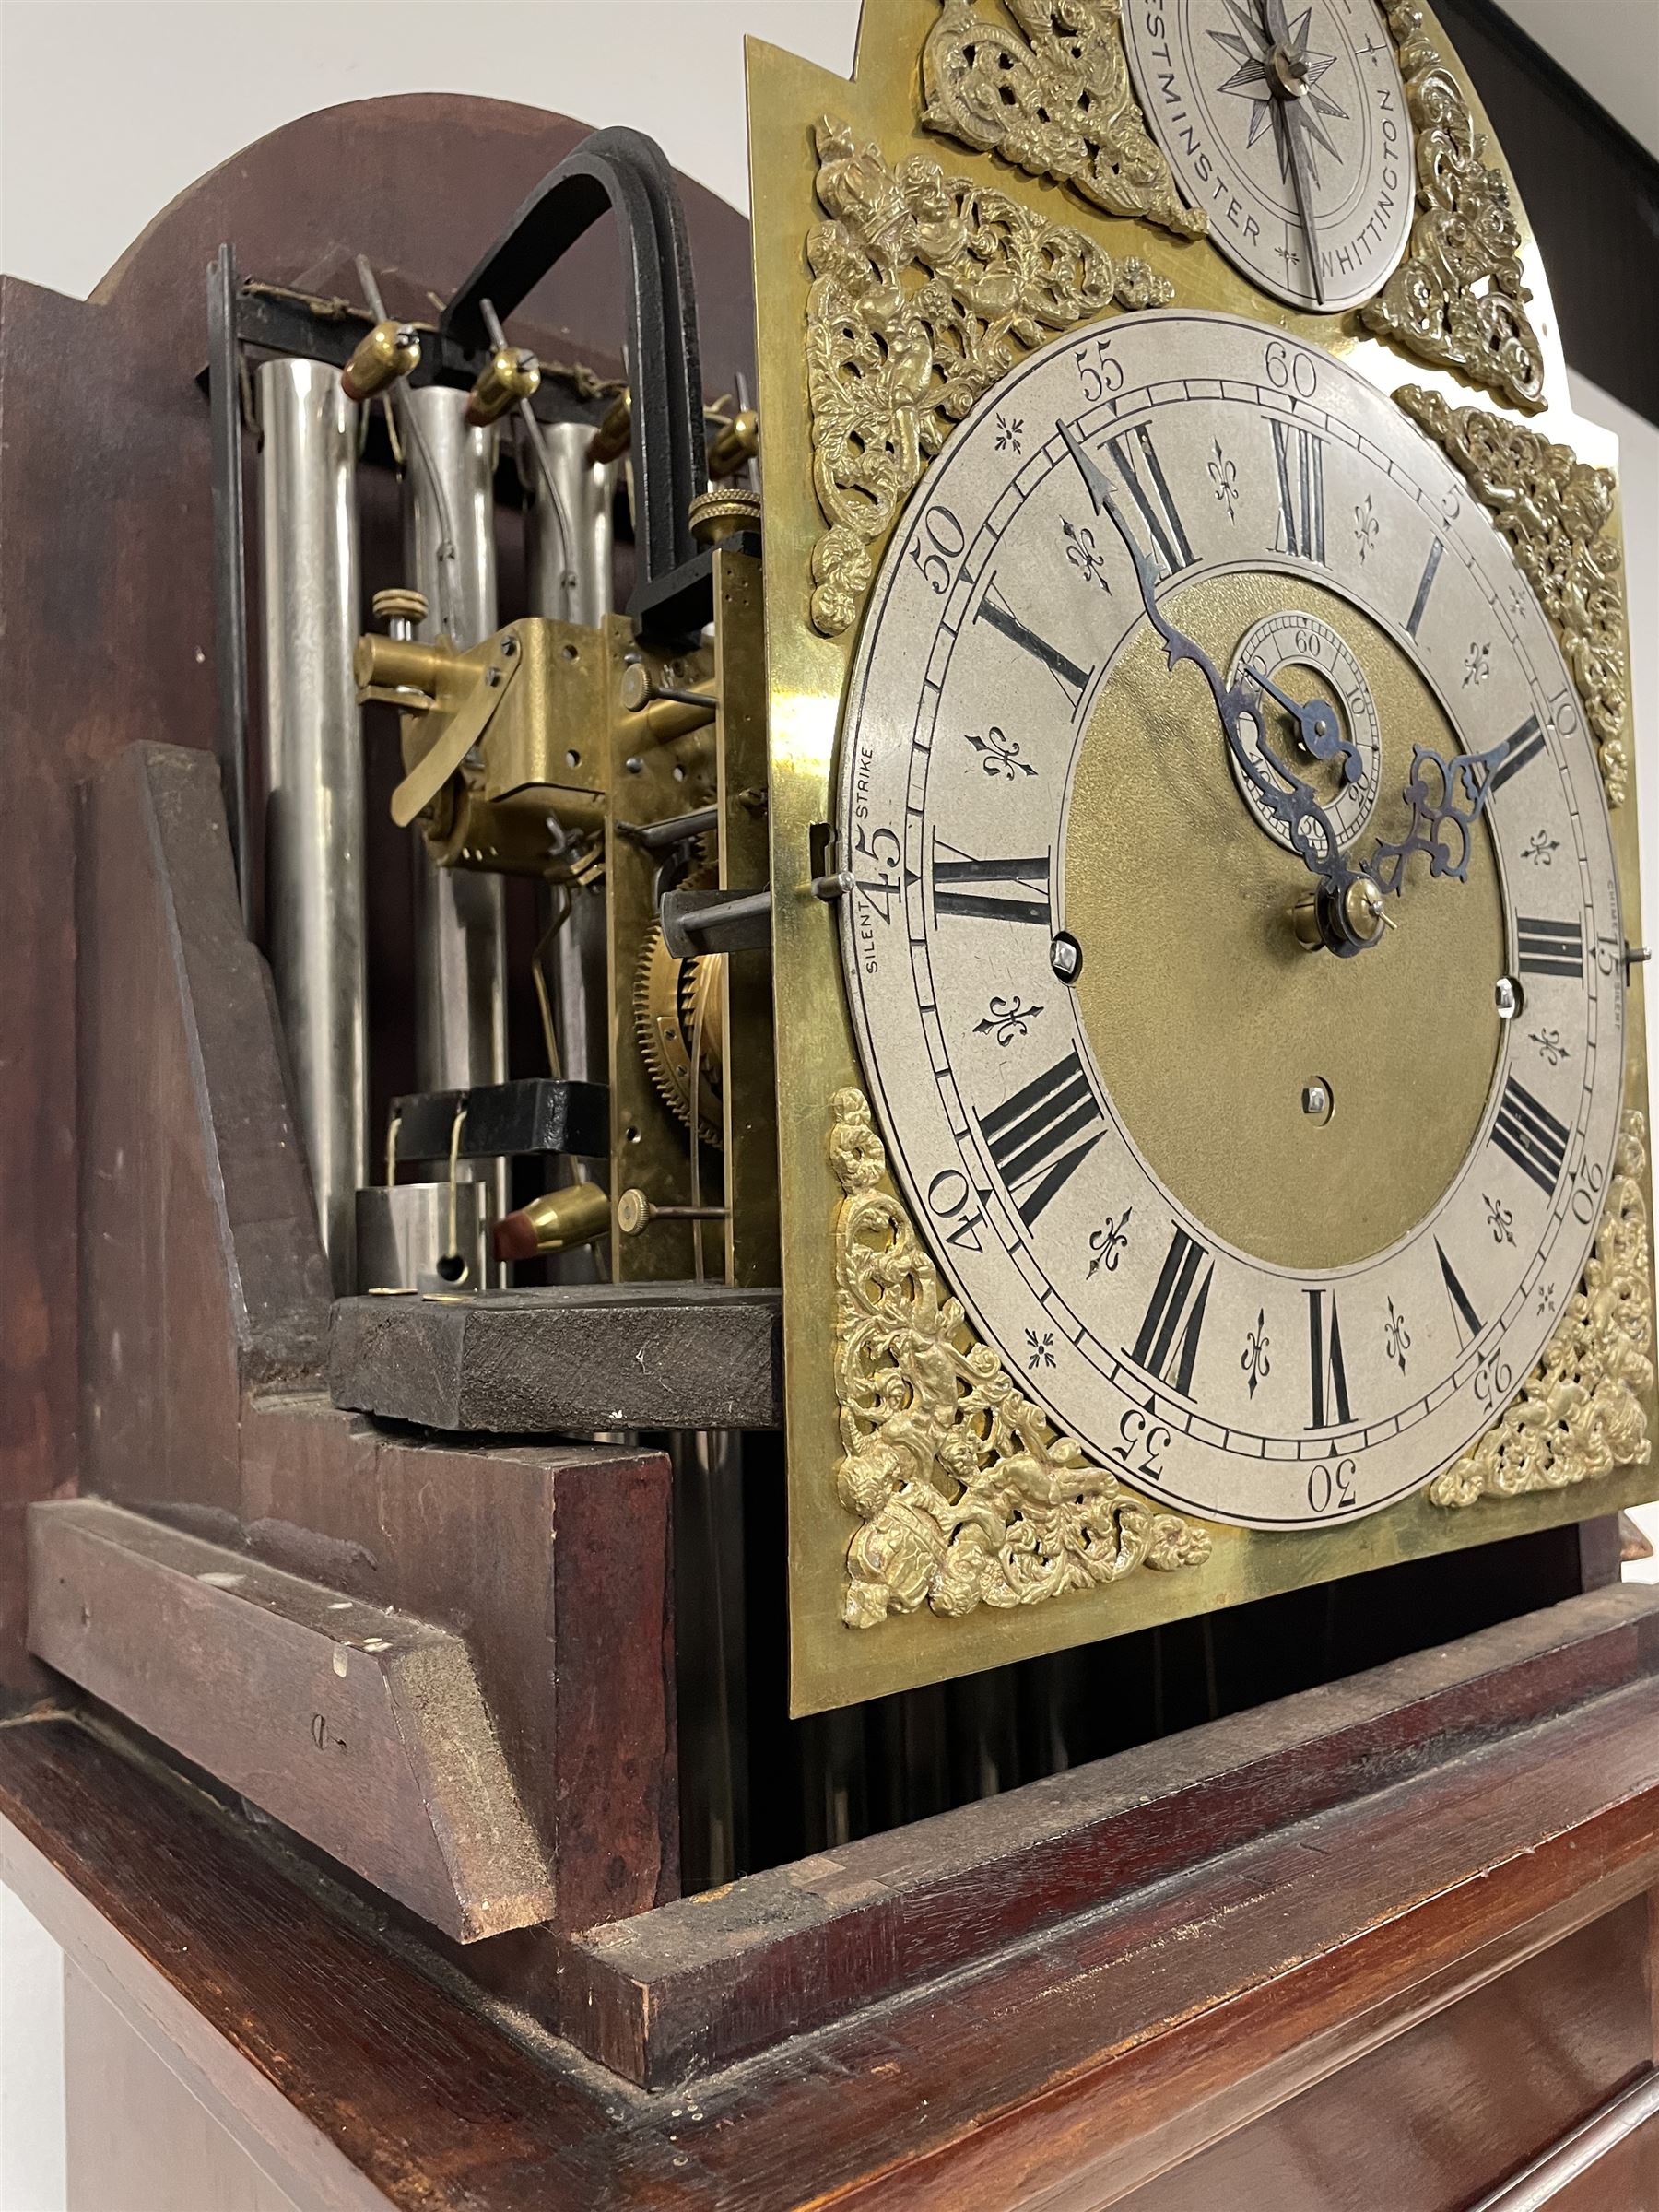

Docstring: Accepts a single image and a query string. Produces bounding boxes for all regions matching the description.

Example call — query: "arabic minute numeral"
[1264,339,1318,397]
[908,503,965,595]
[1073,335,1124,404]
[1571,1155,1606,1229]
[852,823,903,925]
[1473,1350,1514,1412]
[1117,1405,1171,1485]
[1306,1456,1358,1515]
[924,1167,988,1255]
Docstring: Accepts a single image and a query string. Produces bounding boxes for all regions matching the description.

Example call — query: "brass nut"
[689,488,762,548]
[466,343,541,428]
[341,319,420,402]
[616,1187,653,1236]
[587,390,631,465]
[707,408,760,477]
[372,588,429,628]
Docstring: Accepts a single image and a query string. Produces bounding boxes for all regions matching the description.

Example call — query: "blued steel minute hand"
[1056,418,1351,888]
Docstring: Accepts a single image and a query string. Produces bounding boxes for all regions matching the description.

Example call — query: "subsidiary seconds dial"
[1121,0,1413,312]
[835,310,1623,1531]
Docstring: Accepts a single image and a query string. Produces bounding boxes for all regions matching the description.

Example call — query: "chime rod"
[257,356,367,1292]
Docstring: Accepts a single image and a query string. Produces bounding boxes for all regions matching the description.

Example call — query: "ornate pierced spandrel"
[830,1088,1210,1627]
[806,115,1173,638]
[1432,1113,1653,1507]
[1396,386,1630,806]
[920,0,1205,241]
[1361,2,1545,414]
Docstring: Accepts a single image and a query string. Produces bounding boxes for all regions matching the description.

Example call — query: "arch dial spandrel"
[836,310,1623,1531]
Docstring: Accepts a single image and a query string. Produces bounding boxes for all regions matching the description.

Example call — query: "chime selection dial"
[1119,0,1415,312]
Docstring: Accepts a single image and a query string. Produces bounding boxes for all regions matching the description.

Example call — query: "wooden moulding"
[328,1283,783,1433]
[564,1583,1659,2088]
[28,1498,553,1943]
[6,1607,1659,2206]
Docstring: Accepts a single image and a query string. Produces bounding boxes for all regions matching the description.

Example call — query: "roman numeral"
[975,580,1091,705]
[1435,1239,1483,1350]
[1306,1289,1352,1429]
[1405,538,1444,639]
[977,1048,1106,1228]
[1131,1225,1214,1398]
[1490,713,1547,792]
[1489,1074,1571,1197]
[1106,424,1196,581]
[1271,419,1326,563]
[932,837,1052,927]
[1516,915,1583,980]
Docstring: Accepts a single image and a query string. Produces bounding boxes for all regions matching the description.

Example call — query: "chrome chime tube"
[403,382,511,1242]
[258,357,367,1294]
[522,417,618,1102]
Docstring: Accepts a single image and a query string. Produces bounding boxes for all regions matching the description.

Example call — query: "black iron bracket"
[392,1079,610,1166]
[441,126,713,646]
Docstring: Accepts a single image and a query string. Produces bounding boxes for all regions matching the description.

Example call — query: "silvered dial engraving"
[835,310,1624,1530]
[1120,0,1413,312]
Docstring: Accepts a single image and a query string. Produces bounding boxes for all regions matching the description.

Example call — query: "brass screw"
[617,1187,730,1235]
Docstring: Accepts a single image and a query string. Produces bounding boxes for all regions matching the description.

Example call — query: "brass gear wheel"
[633,878,724,1148]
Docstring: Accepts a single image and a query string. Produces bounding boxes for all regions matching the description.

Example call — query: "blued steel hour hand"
[1243,661,1361,784]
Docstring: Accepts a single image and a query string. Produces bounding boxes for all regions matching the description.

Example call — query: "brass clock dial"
[1120,0,1414,312]
[835,309,1624,1531]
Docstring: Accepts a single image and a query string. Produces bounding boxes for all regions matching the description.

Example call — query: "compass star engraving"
[1209,3,1347,183]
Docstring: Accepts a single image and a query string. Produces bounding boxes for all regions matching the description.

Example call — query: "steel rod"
[257,356,367,1292]
[402,383,511,1241]
[206,243,252,934]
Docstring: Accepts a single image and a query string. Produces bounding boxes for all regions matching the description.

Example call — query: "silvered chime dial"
[1120,0,1415,312]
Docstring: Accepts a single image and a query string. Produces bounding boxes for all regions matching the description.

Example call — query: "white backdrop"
[0,4,1652,2202]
